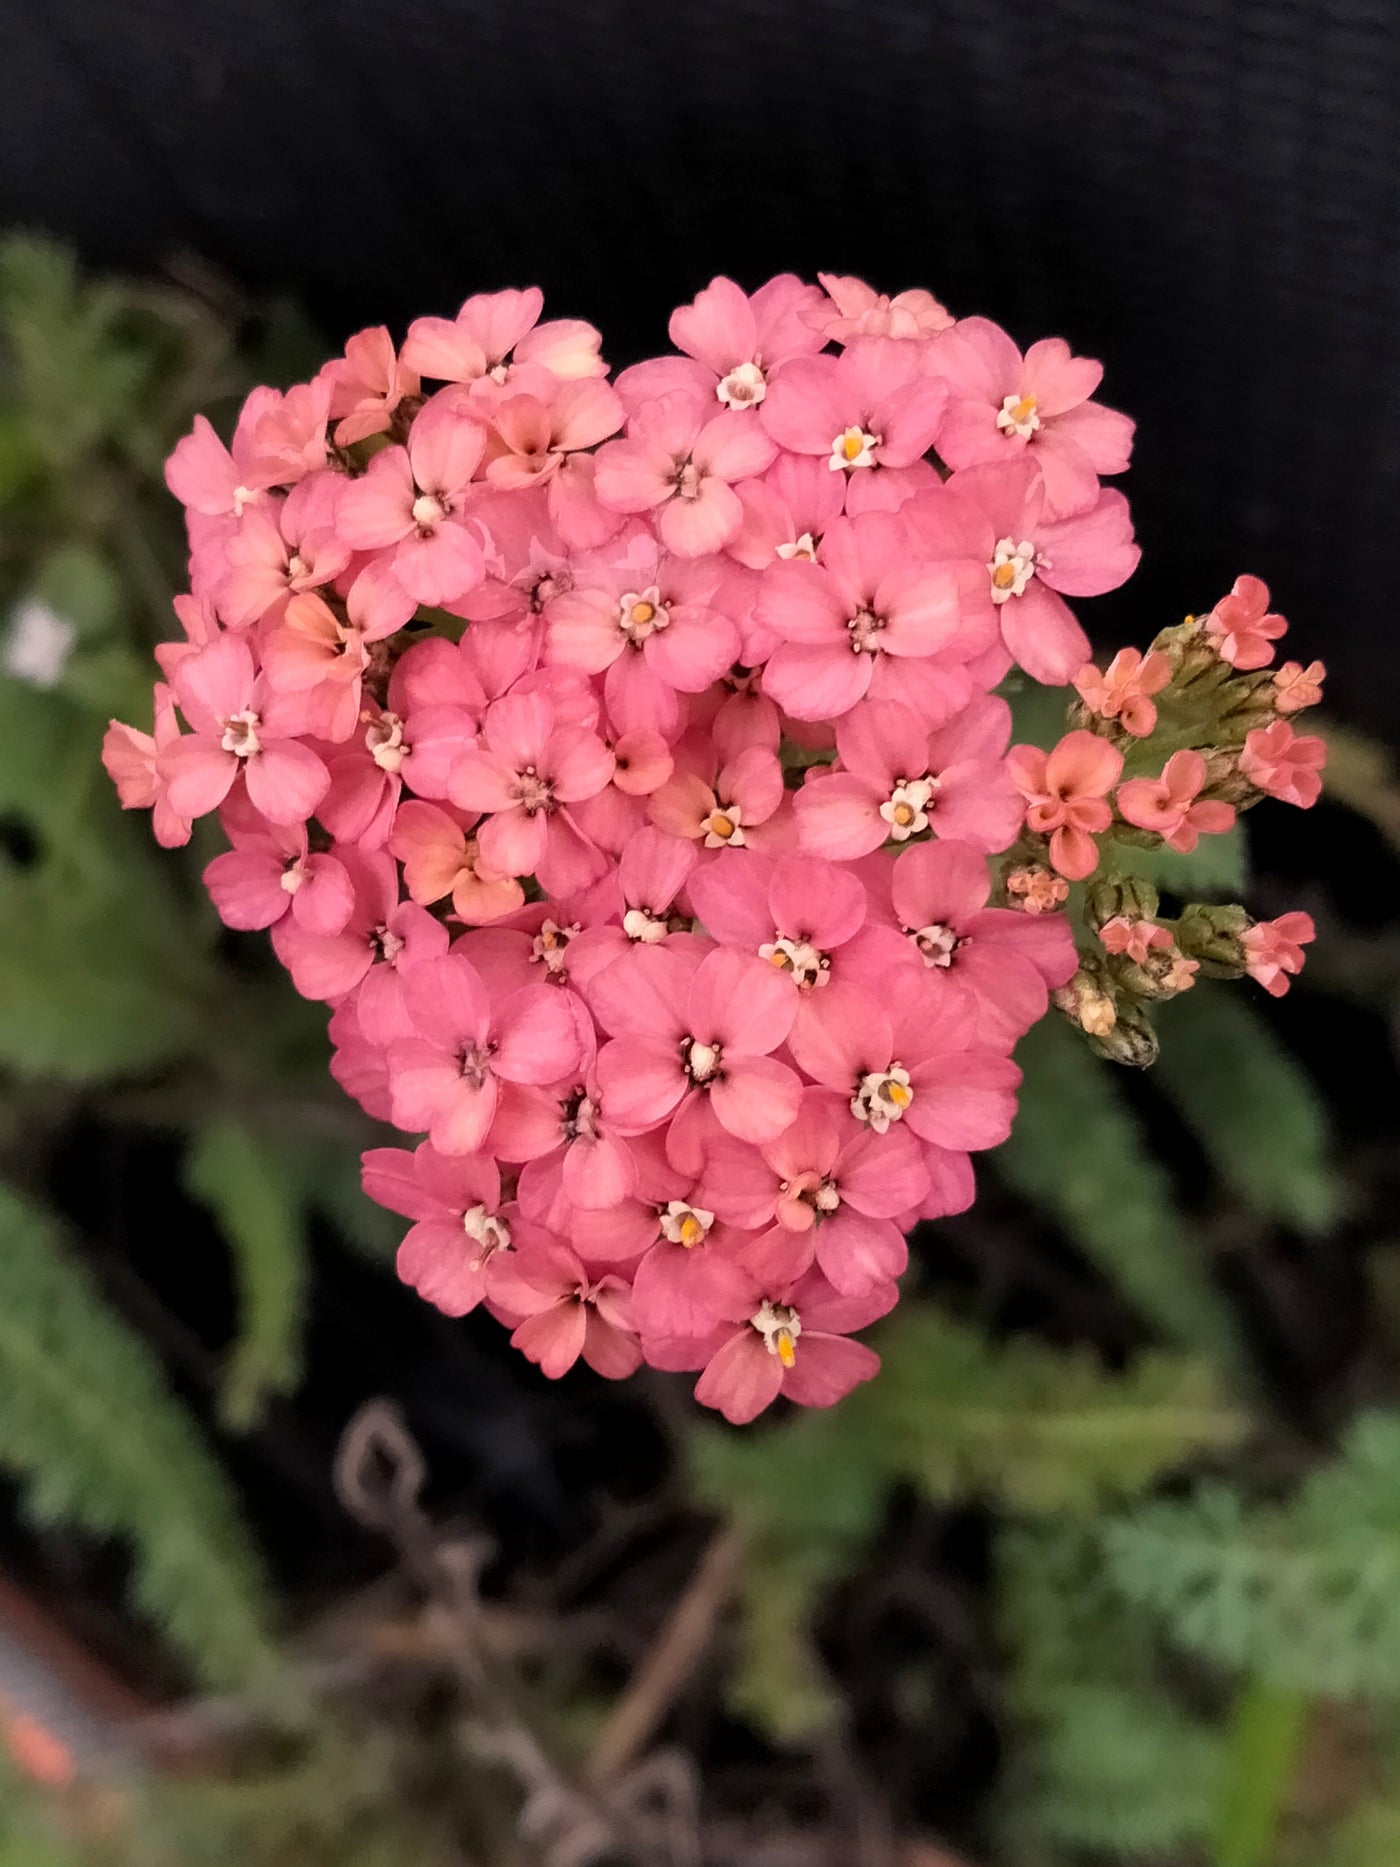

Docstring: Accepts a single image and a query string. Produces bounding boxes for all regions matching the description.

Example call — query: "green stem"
[1212,1679,1311,1867]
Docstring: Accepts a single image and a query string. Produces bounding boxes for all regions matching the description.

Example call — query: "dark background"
[2,0,1395,732]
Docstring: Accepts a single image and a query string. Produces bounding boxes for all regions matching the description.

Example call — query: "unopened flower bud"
[1087,1001,1160,1068]
[1088,874,1160,929]
[1004,863,1069,914]
[1176,902,1250,974]
[1052,966,1119,1038]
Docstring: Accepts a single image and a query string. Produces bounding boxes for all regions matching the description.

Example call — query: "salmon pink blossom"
[1241,912,1316,997]
[1006,730,1124,880]
[692,1272,895,1423]
[593,392,777,557]
[760,338,947,513]
[927,318,1134,518]
[1204,575,1287,670]
[1116,749,1237,853]
[1239,720,1327,808]
[1274,659,1326,713]
[1073,646,1172,737]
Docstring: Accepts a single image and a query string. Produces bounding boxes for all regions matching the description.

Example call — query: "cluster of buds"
[103,273,1322,1419]
[1011,574,1324,1059]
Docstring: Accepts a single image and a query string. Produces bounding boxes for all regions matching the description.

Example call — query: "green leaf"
[1104,1412,1400,1699]
[0,864,208,1081]
[869,1307,1245,1513]
[998,1521,1224,1861]
[1156,987,1340,1234]
[1115,820,1249,896]
[1212,1681,1310,1867]
[185,1121,310,1430]
[690,1404,885,1738]
[27,543,123,641]
[0,1182,274,1687]
[691,1304,1242,1739]
[998,1015,1245,1363]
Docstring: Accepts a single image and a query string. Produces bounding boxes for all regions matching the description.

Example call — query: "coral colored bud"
[1004,864,1070,914]
[1052,967,1118,1039]
[1241,912,1316,997]
[1273,659,1326,714]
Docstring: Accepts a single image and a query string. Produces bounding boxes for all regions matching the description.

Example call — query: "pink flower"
[484,381,626,548]
[806,273,954,343]
[1241,912,1316,998]
[401,288,605,397]
[160,633,330,826]
[590,943,802,1164]
[563,827,699,989]
[165,397,283,520]
[886,839,1077,1047]
[448,691,614,893]
[692,1272,893,1424]
[362,1143,522,1316]
[911,460,1140,685]
[729,452,847,571]
[336,391,487,606]
[756,510,981,720]
[1239,720,1327,808]
[389,800,526,925]
[102,683,192,849]
[927,318,1134,518]
[216,481,350,628]
[1273,659,1326,713]
[545,540,740,738]
[760,339,947,513]
[1204,575,1287,670]
[489,1240,641,1380]
[627,1202,756,1341]
[251,378,333,483]
[617,273,828,411]
[204,798,353,935]
[701,1090,925,1294]
[386,952,585,1154]
[1116,749,1236,853]
[271,849,444,1004]
[794,699,1023,858]
[1073,647,1172,737]
[648,741,786,853]
[323,327,420,447]
[593,392,777,557]
[1099,916,1173,966]
[787,983,1020,1158]
[1006,730,1124,880]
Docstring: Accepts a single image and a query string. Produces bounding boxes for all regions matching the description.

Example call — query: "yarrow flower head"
[103,270,1324,1421]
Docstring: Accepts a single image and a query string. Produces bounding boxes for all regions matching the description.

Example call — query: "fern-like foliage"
[996,1520,1223,1862]
[1104,1411,1400,1700]
[1156,987,1340,1234]
[0,1182,274,1688]
[691,1301,1243,1737]
[184,1120,310,1430]
[994,1016,1245,1364]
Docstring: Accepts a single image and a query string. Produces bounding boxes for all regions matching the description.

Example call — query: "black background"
[2,0,1397,732]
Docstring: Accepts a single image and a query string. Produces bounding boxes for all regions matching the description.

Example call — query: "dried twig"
[588,1526,745,1788]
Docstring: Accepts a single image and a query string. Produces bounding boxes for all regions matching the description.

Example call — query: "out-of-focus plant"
[0,235,382,1692]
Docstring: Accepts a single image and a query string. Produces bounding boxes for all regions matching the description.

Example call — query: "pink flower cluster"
[105,271,1210,1422]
